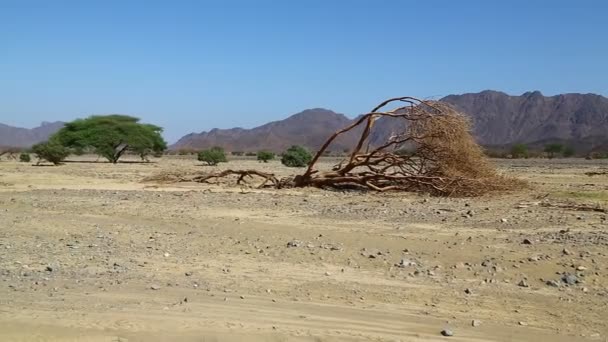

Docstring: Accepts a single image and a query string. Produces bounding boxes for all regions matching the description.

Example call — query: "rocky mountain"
[171,90,608,153]
[441,90,608,148]
[0,121,64,148]
[173,108,359,152]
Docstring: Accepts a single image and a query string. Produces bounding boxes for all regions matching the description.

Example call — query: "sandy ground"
[0,156,607,341]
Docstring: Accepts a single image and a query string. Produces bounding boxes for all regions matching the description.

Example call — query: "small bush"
[197,147,227,166]
[31,141,70,165]
[544,143,563,159]
[19,153,31,163]
[510,144,529,159]
[231,151,244,156]
[245,152,257,157]
[562,146,575,157]
[257,151,275,163]
[281,145,312,167]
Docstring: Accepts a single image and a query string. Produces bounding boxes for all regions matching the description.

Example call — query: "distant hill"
[172,91,608,154]
[172,108,359,152]
[0,121,64,148]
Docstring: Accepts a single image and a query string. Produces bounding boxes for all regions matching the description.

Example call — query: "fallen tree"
[145,97,521,196]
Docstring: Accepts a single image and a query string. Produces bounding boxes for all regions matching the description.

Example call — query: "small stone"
[440,329,454,337]
[163,252,170,258]
[324,271,331,276]
[546,280,560,287]
[500,218,508,223]
[464,288,472,295]
[518,321,528,326]
[576,266,587,271]
[561,274,578,285]
[240,295,245,299]
[287,240,302,248]
[472,320,481,327]
[150,285,161,290]
[45,266,53,272]
[562,248,573,255]
[522,239,533,245]
[396,258,417,268]
[518,280,529,288]
[185,271,193,276]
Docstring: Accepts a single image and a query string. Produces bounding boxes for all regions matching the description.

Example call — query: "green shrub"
[281,145,312,167]
[31,141,70,165]
[19,153,31,163]
[562,146,575,157]
[231,151,244,156]
[510,144,529,159]
[544,143,563,159]
[257,151,275,163]
[245,152,257,157]
[197,147,227,166]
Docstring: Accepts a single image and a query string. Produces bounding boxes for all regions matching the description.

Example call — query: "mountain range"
[172,90,608,153]
[1,91,607,153]
[0,121,65,148]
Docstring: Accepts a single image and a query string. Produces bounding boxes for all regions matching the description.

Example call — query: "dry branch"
[585,170,608,177]
[144,96,522,196]
[540,202,607,213]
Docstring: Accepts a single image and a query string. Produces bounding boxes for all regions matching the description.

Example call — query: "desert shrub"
[231,151,244,156]
[32,140,70,165]
[245,152,257,157]
[544,143,563,159]
[510,144,529,159]
[197,147,227,166]
[19,153,31,163]
[257,151,275,163]
[562,146,575,157]
[281,145,312,167]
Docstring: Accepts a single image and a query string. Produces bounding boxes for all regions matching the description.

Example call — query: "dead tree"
[145,97,518,196]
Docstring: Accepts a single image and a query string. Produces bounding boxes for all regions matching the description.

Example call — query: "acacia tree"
[53,115,167,163]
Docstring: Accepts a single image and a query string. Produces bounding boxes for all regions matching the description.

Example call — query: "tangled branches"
[144,169,280,188]
[292,97,518,196]
[145,96,521,196]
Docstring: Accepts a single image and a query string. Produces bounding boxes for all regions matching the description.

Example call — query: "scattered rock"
[287,240,302,248]
[561,274,579,285]
[562,248,573,255]
[440,329,454,337]
[546,280,560,287]
[518,321,528,326]
[396,258,417,268]
[518,280,529,288]
[185,271,193,276]
[464,288,472,295]
[522,239,533,245]
[500,218,508,223]
[150,285,161,290]
[472,320,481,327]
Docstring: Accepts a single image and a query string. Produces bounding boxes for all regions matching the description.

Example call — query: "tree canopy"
[52,115,167,163]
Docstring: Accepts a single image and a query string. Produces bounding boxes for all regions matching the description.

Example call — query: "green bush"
[562,146,575,157]
[19,153,31,163]
[510,144,529,159]
[245,152,257,157]
[197,147,227,166]
[544,143,563,159]
[31,141,70,165]
[281,145,312,167]
[231,151,244,156]
[257,151,275,163]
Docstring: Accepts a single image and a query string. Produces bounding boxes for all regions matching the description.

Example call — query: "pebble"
[440,329,454,337]
[518,321,528,326]
[500,218,508,223]
[546,280,560,287]
[518,280,529,288]
[472,320,481,327]
[464,288,472,295]
[522,239,533,245]
[562,248,573,256]
[150,285,161,290]
[561,274,578,285]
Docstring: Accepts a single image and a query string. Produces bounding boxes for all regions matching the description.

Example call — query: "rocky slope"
[0,121,64,148]
[172,91,608,153]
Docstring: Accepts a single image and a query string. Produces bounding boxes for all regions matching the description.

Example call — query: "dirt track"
[1,157,607,341]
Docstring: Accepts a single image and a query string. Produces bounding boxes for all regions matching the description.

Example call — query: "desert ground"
[0,156,607,342]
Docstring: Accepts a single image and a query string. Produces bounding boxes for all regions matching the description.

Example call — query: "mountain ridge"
[171,90,608,153]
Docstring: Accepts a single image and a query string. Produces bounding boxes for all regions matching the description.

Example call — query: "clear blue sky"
[1,0,607,143]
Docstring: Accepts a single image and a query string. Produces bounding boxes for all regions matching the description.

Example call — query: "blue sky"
[1,0,607,143]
